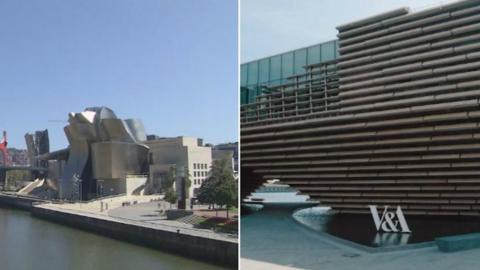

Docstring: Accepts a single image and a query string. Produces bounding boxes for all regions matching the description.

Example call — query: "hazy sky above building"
[241,0,456,63]
[0,0,237,150]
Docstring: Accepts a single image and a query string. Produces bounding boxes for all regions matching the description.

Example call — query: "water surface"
[294,207,480,247]
[0,208,225,270]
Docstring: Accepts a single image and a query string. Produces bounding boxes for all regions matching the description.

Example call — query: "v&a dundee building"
[241,0,480,216]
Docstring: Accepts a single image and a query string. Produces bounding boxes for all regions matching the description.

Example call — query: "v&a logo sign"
[368,205,411,233]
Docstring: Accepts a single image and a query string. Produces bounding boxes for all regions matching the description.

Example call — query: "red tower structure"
[0,131,10,166]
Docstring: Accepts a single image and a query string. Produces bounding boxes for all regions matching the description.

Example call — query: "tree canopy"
[164,188,177,205]
[160,167,176,191]
[197,158,237,211]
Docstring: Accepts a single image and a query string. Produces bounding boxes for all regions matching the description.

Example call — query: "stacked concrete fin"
[241,0,480,216]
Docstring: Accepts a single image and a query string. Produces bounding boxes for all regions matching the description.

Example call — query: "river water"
[0,208,226,270]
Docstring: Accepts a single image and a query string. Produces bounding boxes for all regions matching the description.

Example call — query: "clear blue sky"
[241,0,453,63]
[0,0,238,150]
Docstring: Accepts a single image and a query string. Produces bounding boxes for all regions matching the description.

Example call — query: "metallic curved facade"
[241,0,480,216]
[60,107,149,200]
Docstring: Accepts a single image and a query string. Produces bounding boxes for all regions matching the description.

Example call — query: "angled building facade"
[241,0,480,216]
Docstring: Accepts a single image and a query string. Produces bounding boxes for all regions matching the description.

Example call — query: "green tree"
[215,178,237,219]
[197,157,237,217]
[164,188,177,208]
[160,167,176,192]
[6,170,31,191]
[161,167,178,207]
[6,170,30,182]
[198,162,221,207]
[183,167,192,199]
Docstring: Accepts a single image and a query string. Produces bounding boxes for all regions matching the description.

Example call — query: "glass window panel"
[269,55,282,84]
[259,58,270,84]
[281,52,294,79]
[335,40,340,59]
[241,87,248,105]
[240,64,248,86]
[294,48,307,75]
[248,87,257,103]
[255,87,263,102]
[307,45,321,65]
[247,61,259,85]
[321,41,335,62]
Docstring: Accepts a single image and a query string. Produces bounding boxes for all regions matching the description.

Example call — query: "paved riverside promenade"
[32,195,238,267]
[242,207,480,270]
[35,195,237,241]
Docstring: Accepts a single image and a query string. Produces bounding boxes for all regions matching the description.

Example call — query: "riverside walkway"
[35,195,237,242]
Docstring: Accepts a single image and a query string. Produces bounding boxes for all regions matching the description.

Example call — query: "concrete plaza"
[241,208,480,270]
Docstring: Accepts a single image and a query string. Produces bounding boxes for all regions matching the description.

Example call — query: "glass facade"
[240,39,339,105]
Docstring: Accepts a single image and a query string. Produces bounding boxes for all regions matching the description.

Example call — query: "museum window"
[247,61,259,86]
[270,55,282,85]
[321,41,336,62]
[240,64,248,87]
[294,48,307,75]
[259,58,270,84]
[307,44,321,65]
[281,52,294,80]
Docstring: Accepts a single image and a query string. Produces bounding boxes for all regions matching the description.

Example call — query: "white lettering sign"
[368,205,411,233]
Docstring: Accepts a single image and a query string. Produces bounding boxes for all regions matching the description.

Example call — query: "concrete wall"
[125,175,147,195]
[31,206,237,268]
[0,193,44,210]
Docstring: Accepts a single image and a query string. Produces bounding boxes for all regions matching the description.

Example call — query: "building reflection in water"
[372,232,411,247]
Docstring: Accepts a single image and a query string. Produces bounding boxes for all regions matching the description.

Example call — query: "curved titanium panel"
[124,119,147,142]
